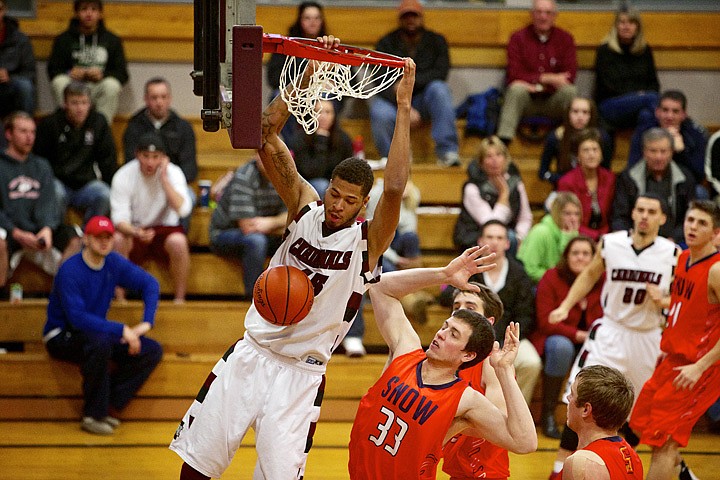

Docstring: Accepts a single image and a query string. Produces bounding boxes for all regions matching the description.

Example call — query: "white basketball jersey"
[600,231,679,331]
[244,202,380,365]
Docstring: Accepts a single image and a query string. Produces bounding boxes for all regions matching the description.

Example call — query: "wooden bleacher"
[4,2,720,429]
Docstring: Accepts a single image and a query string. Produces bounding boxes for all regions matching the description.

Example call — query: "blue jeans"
[369,80,458,158]
[599,91,659,130]
[0,76,35,115]
[46,329,162,419]
[210,230,283,295]
[55,179,111,225]
[308,178,330,198]
[390,231,421,260]
[543,334,578,377]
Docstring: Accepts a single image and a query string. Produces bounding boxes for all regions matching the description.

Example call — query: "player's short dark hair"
[688,200,720,228]
[451,281,504,323]
[660,89,687,111]
[574,365,634,431]
[74,0,102,11]
[331,157,374,197]
[452,308,496,370]
[636,191,669,216]
[63,80,91,101]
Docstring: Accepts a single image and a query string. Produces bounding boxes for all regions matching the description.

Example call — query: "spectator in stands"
[539,97,613,187]
[594,4,659,132]
[47,0,128,123]
[0,112,82,288]
[613,127,695,243]
[557,128,616,241]
[0,0,36,117]
[441,220,542,406]
[371,0,460,167]
[496,0,577,145]
[628,90,709,187]
[517,191,580,283]
[43,215,162,436]
[209,157,286,301]
[287,99,353,198]
[123,77,197,230]
[123,77,197,189]
[266,1,326,99]
[266,1,328,144]
[530,236,603,439]
[454,136,533,254]
[110,132,191,303]
[33,81,117,225]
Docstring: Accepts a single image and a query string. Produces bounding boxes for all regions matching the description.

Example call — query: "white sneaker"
[81,416,114,435]
[103,416,121,428]
[342,337,366,358]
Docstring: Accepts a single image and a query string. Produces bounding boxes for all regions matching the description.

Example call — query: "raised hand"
[395,58,416,108]
[489,322,520,370]
[443,245,497,291]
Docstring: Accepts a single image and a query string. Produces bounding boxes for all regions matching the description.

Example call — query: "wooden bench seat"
[0,350,387,421]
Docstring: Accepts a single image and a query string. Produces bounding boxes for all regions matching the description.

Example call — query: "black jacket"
[47,18,129,84]
[0,16,36,81]
[375,27,450,104]
[33,108,117,190]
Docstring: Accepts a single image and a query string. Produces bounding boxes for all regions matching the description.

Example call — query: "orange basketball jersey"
[559,436,643,479]
[442,361,510,479]
[662,250,720,363]
[348,349,468,480]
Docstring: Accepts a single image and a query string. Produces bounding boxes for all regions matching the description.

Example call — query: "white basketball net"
[280,55,404,135]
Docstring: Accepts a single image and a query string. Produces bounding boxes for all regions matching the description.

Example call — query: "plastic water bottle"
[352,135,365,160]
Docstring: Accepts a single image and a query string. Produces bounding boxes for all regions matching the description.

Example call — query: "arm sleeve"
[535,272,578,340]
[168,166,193,218]
[104,34,129,84]
[413,34,450,90]
[506,30,539,85]
[47,34,72,79]
[115,256,160,326]
[110,168,133,225]
[512,266,537,339]
[95,116,118,183]
[16,34,36,81]
[57,266,125,337]
[560,33,578,83]
[517,226,551,283]
[176,121,198,182]
[35,161,60,229]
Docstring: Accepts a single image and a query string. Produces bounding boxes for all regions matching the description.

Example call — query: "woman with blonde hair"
[453,135,532,253]
[517,191,581,283]
[594,3,659,130]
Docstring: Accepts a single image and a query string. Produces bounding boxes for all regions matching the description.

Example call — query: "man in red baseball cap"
[42,215,162,435]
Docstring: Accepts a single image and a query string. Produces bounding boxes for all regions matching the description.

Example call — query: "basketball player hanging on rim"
[170,36,416,479]
[545,192,681,479]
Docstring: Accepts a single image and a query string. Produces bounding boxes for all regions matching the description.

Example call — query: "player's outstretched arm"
[549,239,605,324]
[367,58,415,268]
[258,36,340,218]
[373,246,495,300]
[457,323,537,454]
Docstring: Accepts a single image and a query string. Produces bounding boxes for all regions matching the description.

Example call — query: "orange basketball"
[253,265,314,326]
